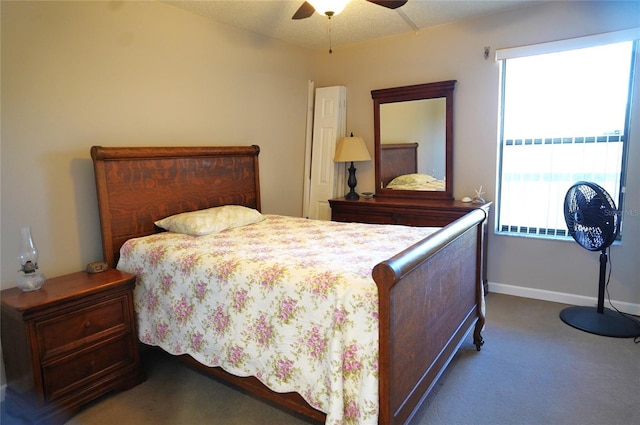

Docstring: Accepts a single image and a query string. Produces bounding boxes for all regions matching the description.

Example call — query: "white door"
[302,81,315,219]
[307,86,346,220]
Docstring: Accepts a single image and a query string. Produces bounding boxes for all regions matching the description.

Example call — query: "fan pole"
[597,250,606,314]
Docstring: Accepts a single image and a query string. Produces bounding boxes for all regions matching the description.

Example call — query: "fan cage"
[563,181,619,251]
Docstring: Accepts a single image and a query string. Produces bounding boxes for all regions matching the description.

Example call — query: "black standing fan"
[560,181,640,338]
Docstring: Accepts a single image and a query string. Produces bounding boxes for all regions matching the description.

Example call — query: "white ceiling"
[162,0,540,51]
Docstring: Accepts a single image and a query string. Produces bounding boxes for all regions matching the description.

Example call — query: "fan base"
[560,306,640,338]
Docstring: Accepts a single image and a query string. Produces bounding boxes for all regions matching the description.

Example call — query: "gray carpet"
[4,293,639,424]
[413,294,639,425]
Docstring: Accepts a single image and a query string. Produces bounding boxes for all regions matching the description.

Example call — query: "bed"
[380,143,446,191]
[91,145,486,425]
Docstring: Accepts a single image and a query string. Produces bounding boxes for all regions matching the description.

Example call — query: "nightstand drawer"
[42,333,135,401]
[37,296,129,359]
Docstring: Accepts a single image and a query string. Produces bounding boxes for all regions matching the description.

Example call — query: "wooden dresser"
[329,197,491,291]
[330,197,490,226]
[1,269,144,425]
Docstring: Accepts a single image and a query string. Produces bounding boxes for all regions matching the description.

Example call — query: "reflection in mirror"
[372,80,456,200]
[380,98,446,190]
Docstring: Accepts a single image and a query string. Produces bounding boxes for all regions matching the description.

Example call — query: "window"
[496,33,637,239]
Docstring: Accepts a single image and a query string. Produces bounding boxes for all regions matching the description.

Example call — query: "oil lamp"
[16,226,46,291]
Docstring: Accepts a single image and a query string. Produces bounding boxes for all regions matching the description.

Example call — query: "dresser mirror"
[372,80,456,200]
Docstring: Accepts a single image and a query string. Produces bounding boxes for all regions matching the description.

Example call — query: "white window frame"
[495,28,639,240]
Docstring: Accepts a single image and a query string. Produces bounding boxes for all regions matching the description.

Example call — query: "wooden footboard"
[374,208,486,425]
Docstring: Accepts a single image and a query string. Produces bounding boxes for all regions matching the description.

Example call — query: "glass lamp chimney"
[16,226,46,291]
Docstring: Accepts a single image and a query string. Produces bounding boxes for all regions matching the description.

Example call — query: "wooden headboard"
[91,145,261,268]
[380,142,418,187]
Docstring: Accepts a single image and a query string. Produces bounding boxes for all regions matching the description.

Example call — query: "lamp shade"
[308,0,350,16]
[334,135,371,162]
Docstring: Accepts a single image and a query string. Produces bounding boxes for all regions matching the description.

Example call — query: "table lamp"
[334,133,371,200]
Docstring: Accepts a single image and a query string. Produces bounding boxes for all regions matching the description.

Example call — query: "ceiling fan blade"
[367,0,408,9]
[292,2,316,20]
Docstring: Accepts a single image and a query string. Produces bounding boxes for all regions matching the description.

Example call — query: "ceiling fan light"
[308,0,351,17]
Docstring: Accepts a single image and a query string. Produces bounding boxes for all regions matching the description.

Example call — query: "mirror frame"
[372,80,456,200]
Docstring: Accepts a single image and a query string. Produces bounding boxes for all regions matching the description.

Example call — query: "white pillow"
[387,173,436,187]
[154,205,264,236]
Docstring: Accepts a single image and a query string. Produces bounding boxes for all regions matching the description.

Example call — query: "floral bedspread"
[117,215,438,424]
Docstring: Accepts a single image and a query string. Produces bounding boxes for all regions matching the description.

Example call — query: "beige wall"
[1,0,639,393]
[1,0,316,286]
[314,0,640,309]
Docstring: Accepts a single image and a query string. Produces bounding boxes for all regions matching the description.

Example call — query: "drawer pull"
[83,321,91,328]
[89,360,96,368]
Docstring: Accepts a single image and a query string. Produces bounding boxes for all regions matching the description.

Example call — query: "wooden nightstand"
[1,269,144,424]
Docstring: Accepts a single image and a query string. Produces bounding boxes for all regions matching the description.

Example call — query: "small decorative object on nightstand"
[472,185,486,204]
[1,269,144,424]
[15,225,46,291]
[334,133,371,200]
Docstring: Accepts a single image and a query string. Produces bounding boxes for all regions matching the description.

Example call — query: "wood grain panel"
[91,145,261,267]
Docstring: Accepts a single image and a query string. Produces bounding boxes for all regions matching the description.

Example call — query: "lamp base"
[344,161,359,200]
[344,190,359,200]
[16,272,46,292]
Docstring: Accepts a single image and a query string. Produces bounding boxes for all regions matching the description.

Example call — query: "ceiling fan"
[292,0,408,20]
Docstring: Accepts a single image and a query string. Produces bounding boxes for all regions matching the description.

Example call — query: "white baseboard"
[488,281,640,316]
